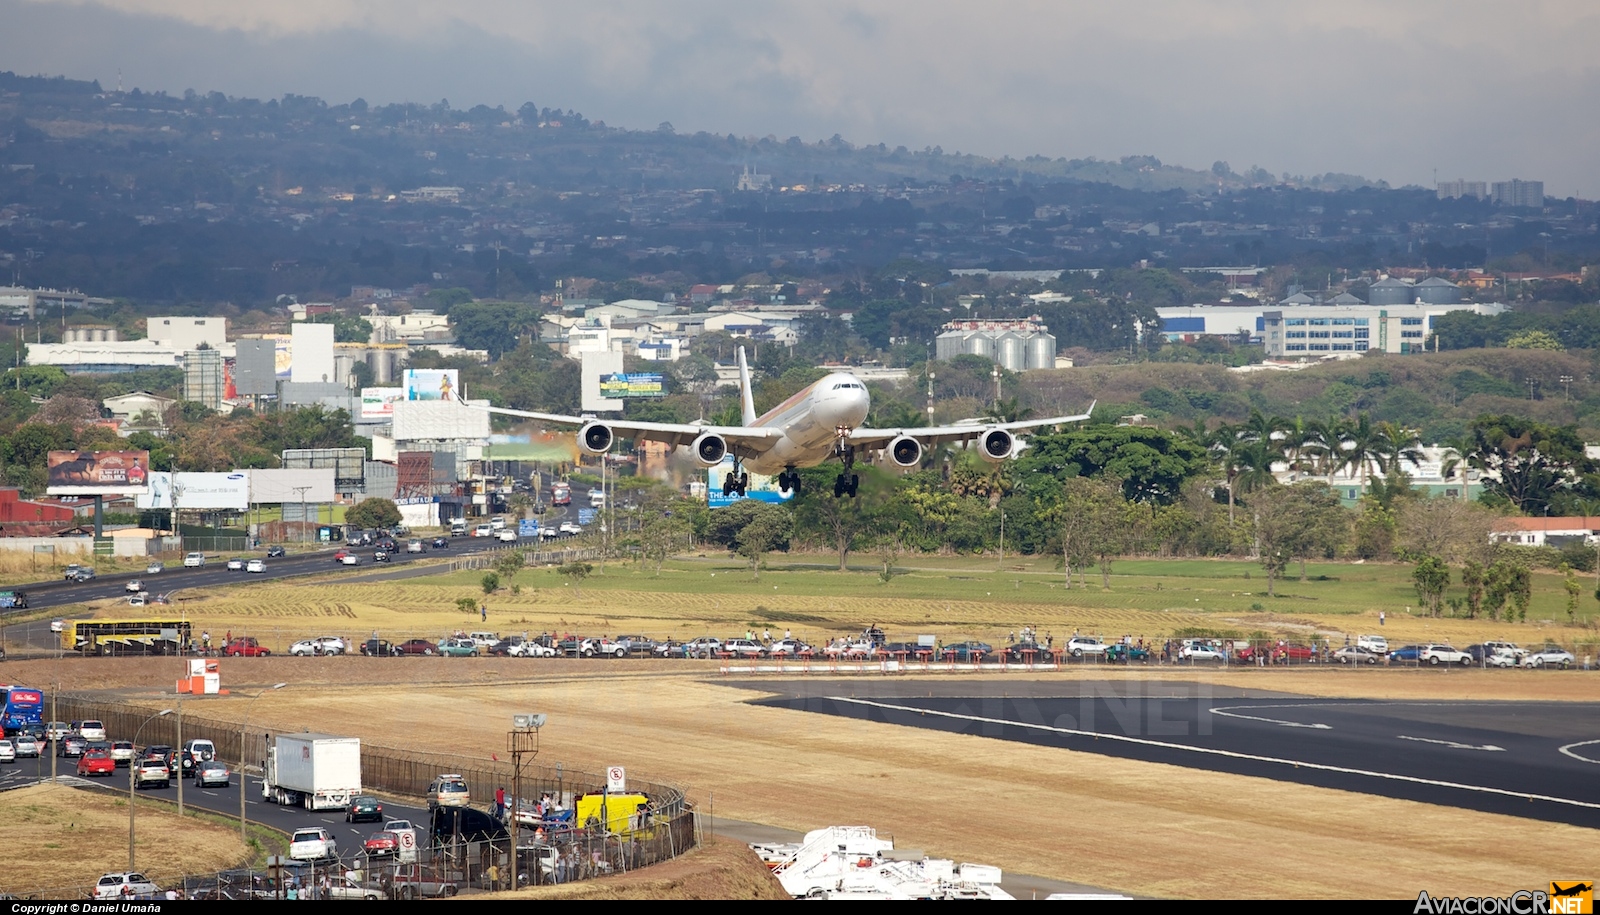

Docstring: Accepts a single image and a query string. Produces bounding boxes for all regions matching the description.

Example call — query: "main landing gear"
[722,459,749,497]
[777,467,801,495]
[832,440,859,499]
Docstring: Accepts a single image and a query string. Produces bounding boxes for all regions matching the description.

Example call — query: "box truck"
[262,733,362,810]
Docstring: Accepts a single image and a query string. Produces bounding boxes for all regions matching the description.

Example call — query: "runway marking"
[1398,735,1504,752]
[1559,739,1600,765]
[1210,706,1331,729]
[827,696,1600,814]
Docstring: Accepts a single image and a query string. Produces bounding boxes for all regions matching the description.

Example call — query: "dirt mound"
[485,836,788,900]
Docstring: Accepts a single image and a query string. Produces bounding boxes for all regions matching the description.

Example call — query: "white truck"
[262,733,362,810]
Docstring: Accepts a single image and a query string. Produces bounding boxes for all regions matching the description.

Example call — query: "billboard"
[599,373,665,399]
[46,450,151,496]
[360,387,406,419]
[403,369,460,402]
[707,455,794,508]
[248,468,336,504]
[283,447,368,489]
[136,472,250,511]
[291,323,336,384]
[392,399,490,441]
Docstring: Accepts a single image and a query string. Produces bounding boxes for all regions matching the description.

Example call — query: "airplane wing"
[459,402,782,456]
[847,403,1096,449]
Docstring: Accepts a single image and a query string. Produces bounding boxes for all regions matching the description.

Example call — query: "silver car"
[194,759,231,787]
[1521,645,1576,669]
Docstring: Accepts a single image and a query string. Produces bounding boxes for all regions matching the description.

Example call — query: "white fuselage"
[742,372,870,475]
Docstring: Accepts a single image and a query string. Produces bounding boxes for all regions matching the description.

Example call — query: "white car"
[246,559,266,573]
[324,874,382,901]
[145,561,164,574]
[1180,641,1228,663]
[183,552,206,568]
[125,579,145,593]
[1419,644,1472,667]
[1521,645,1576,669]
[1356,634,1388,654]
[559,521,582,536]
[723,638,765,659]
[510,640,557,658]
[474,524,492,537]
[226,557,245,571]
[288,827,338,862]
[93,872,161,900]
[497,529,518,542]
[78,719,106,740]
[407,540,425,553]
[490,517,506,531]
[541,527,560,540]
[1065,636,1110,658]
[50,618,65,633]
[0,739,15,763]
[1485,649,1520,668]
[340,553,361,566]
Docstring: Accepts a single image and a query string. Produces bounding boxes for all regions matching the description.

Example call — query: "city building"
[103,391,177,427]
[182,348,225,410]
[1436,180,1487,200]
[1489,517,1597,548]
[1261,302,1503,357]
[147,316,228,350]
[1491,179,1544,208]
[0,286,114,319]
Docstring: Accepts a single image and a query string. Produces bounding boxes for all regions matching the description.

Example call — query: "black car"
[57,734,88,757]
[266,545,287,558]
[373,550,391,562]
[486,637,523,656]
[70,568,97,582]
[347,795,383,823]
[431,537,449,549]
[940,641,992,662]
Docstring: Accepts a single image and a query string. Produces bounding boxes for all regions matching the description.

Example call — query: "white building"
[367,311,452,344]
[146,316,228,350]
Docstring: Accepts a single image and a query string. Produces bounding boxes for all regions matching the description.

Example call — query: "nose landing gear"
[832,439,859,498]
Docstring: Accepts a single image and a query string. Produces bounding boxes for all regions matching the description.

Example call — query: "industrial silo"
[995,332,1025,372]
[1415,277,1461,305]
[966,333,996,361]
[1367,277,1414,306]
[1025,332,1056,370]
[935,330,968,363]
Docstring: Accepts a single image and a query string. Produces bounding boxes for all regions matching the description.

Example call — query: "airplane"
[462,347,1093,498]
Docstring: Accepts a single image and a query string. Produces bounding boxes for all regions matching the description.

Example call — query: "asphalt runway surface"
[749,679,1600,830]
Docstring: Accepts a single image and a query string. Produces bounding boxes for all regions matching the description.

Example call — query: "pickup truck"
[381,863,460,899]
[323,874,383,900]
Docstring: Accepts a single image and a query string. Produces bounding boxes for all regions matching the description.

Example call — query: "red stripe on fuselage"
[754,379,822,427]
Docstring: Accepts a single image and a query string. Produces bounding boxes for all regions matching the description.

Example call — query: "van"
[427,773,470,810]
[588,489,606,508]
[489,516,505,531]
[449,519,467,536]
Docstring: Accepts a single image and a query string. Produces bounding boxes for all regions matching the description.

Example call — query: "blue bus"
[1,686,43,734]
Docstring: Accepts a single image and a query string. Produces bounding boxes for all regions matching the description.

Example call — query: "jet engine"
[888,435,923,468]
[978,428,1015,463]
[577,421,615,455]
[691,432,729,467]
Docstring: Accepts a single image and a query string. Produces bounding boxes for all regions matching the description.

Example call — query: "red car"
[1237,643,1315,664]
[76,749,116,777]
[224,637,271,657]
[395,639,437,656]
[363,831,400,857]
[333,550,352,563]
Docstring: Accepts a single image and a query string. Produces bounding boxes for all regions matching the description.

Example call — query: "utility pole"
[506,714,545,889]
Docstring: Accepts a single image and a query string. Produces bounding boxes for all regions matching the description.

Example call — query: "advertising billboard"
[248,468,336,504]
[46,450,151,496]
[707,455,794,508]
[403,369,460,402]
[136,472,250,511]
[392,399,490,441]
[360,387,406,419]
[598,373,665,399]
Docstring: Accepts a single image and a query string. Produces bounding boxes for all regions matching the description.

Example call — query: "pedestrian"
[225,629,231,646]
[784,628,791,640]
[762,628,771,643]
[488,861,500,891]
[481,604,488,622]
[1379,610,1386,627]
[202,630,211,653]
[496,786,506,819]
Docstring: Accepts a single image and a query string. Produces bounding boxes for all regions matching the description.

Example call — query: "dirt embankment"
[481,836,789,900]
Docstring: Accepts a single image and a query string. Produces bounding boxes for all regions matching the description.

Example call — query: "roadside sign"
[578,509,596,525]
[518,519,540,537]
[606,766,626,792]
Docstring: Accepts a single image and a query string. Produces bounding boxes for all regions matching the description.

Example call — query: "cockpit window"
[832,382,862,390]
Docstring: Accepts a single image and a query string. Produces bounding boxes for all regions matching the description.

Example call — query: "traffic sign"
[578,509,596,525]
[518,519,540,537]
[606,766,626,792]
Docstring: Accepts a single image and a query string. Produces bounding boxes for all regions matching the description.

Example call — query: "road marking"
[1210,706,1331,729]
[1558,739,1600,764]
[827,696,1600,813]
[1398,735,1504,752]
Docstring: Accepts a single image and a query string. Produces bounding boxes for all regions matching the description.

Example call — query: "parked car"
[288,827,338,862]
[1332,645,1383,665]
[290,639,328,656]
[1065,636,1110,659]
[941,641,992,662]
[183,552,206,568]
[134,757,170,789]
[266,545,287,558]
[1387,645,1423,663]
[1105,643,1151,663]
[94,873,161,900]
[1236,643,1315,664]
[246,559,266,573]
[194,759,231,787]
[1485,649,1521,668]
[1420,644,1472,667]
[722,638,764,659]
[1179,641,1228,663]
[224,637,271,657]
[437,638,478,657]
[396,639,437,656]
[77,749,116,777]
[765,638,813,658]
[1521,645,1577,669]
[347,795,384,823]
[510,639,558,658]
[680,637,723,659]
[359,638,398,657]
[1356,634,1389,654]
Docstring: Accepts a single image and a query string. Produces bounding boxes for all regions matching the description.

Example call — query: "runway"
[749,680,1600,829]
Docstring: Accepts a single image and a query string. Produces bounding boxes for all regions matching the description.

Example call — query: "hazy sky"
[4,0,1598,196]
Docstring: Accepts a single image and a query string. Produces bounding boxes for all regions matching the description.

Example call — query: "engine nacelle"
[888,435,923,468]
[691,432,728,467]
[978,428,1015,463]
[577,421,615,455]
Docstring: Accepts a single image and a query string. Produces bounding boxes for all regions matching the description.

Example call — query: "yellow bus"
[61,619,192,656]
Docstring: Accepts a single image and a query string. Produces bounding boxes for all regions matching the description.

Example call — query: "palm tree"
[1375,421,1424,476]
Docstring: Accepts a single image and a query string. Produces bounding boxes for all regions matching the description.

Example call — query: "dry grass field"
[0,782,249,897]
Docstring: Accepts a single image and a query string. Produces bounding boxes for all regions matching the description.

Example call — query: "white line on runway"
[1398,735,1504,751]
[1210,706,1331,729]
[828,696,1600,813]
[1558,739,1600,764]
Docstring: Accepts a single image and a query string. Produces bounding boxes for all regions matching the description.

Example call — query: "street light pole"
[129,708,174,872]
[239,683,287,847]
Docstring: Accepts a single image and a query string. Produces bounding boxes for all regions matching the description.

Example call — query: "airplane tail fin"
[736,346,757,426]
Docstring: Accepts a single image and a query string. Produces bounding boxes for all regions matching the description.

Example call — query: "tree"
[1460,560,1485,619]
[558,561,593,597]
[345,498,402,530]
[1395,498,1498,565]
[1483,559,1531,622]
[1251,483,1342,597]
[1048,477,1124,589]
[494,551,525,584]
[1563,564,1581,622]
[1504,329,1563,350]
[1468,415,1590,513]
[793,465,885,570]
[1016,425,1211,506]
[480,572,500,595]
[1412,556,1450,618]
[734,505,792,580]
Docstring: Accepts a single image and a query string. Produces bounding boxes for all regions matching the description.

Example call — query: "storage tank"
[1414,277,1461,305]
[1367,277,1414,306]
[935,330,968,363]
[995,332,1025,372]
[965,333,995,361]
[1025,332,1057,370]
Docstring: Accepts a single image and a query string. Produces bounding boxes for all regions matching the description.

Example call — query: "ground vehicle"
[380,819,422,864]
[183,552,206,568]
[364,830,401,856]
[612,634,658,656]
[225,637,270,657]
[61,618,192,655]
[58,734,87,757]
[589,488,606,508]
[348,795,383,822]
[0,590,27,609]
[374,549,391,562]
[510,639,557,658]
[246,559,265,573]
[1,686,43,734]
[288,827,338,862]
[78,719,106,740]
[1356,634,1388,654]
[1179,641,1228,663]
[559,521,582,536]
[263,734,362,809]
[384,863,460,899]
[226,557,246,571]
[178,739,216,774]
[473,524,492,537]
[396,639,436,656]
[490,516,506,531]
[450,519,468,536]
[267,545,287,558]
[194,760,231,787]
[1521,645,1576,669]
[941,641,992,662]
[1485,649,1521,668]
[325,874,384,900]
[135,757,170,789]
[125,579,144,593]
[94,872,161,900]
[360,638,398,657]
[438,638,478,657]
[1236,643,1315,664]
[1388,645,1423,663]
[551,482,571,506]
[467,631,499,649]
[497,529,518,542]
[427,773,470,809]
[1105,643,1150,663]
[290,639,330,656]
[723,638,764,659]
[0,739,14,763]
[575,636,627,658]
[15,735,40,758]
[69,567,97,582]
[340,553,362,566]
[407,540,425,553]
[1332,646,1382,664]
[77,748,115,776]
[146,560,165,574]
[431,536,449,548]
[1066,636,1110,659]
[63,563,83,580]
[679,637,723,659]
[766,638,813,658]
[1420,644,1472,667]
[45,721,69,741]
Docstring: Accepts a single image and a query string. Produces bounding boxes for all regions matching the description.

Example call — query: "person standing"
[495,786,506,819]
[1379,610,1386,627]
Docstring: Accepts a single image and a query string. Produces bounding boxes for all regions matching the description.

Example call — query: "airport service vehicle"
[469,346,1091,499]
[262,733,362,810]
[1521,645,1577,669]
[758,826,1014,900]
